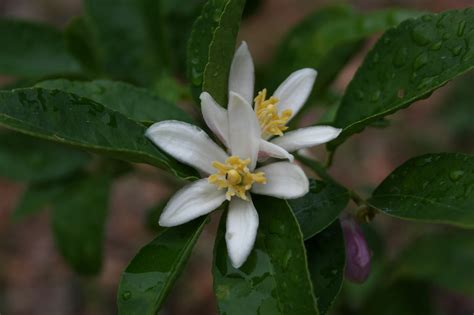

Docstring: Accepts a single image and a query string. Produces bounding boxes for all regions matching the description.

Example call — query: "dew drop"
[449,170,464,182]
[430,41,442,50]
[411,25,431,46]
[122,291,132,301]
[397,88,405,99]
[451,45,463,56]
[370,90,381,102]
[457,20,466,36]
[213,9,221,22]
[191,67,203,85]
[413,52,429,70]
[282,250,292,270]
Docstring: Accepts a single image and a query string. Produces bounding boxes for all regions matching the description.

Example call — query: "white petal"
[200,92,229,147]
[258,139,294,162]
[226,197,259,268]
[273,68,317,119]
[228,92,261,170]
[229,41,255,105]
[271,126,342,152]
[159,179,226,227]
[251,162,309,199]
[146,120,228,174]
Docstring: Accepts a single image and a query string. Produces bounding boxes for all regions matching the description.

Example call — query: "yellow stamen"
[254,89,293,138]
[208,156,266,200]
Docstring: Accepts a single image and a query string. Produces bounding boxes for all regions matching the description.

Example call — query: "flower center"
[208,156,266,200]
[254,88,293,138]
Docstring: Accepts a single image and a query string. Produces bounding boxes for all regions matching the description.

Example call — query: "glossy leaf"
[288,179,349,240]
[117,216,207,315]
[306,220,345,315]
[393,230,474,294]
[187,0,246,105]
[51,175,110,275]
[370,153,474,228]
[0,132,89,182]
[331,9,474,149]
[0,88,197,180]
[268,7,420,110]
[11,183,64,222]
[37,79,193,125]
[84,0,170,85]
[213,196,318,315]
[0,19,82,77]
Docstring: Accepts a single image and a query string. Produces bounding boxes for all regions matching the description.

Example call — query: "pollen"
[254,89,292,138]
[208,156,266,200]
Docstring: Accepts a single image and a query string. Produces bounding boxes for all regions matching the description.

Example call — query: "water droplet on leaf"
[122,291,132,301]
[413,52,429,70]
[430,41,442,50]
[449,170,464,182]
[370,90,381,102]
[411,25,432,46]
[457,20,466,36]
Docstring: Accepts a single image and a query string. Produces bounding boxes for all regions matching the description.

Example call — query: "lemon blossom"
[145,92,309,268]
[200,42,342,161]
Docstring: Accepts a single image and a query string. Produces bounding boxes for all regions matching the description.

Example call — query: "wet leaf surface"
[370,153,474,228]
[213,196,319,315]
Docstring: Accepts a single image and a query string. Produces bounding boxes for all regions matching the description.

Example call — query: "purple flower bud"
[341,217,371,283]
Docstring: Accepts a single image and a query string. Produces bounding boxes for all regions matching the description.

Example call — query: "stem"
[350,190,378,223]
[296,154,378,222]
[325,149,335,168]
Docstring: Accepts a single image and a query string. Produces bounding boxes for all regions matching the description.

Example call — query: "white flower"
[201,42,342,162]
[145,92,309,268]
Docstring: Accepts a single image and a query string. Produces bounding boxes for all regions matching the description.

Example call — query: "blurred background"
[0,0,473,314]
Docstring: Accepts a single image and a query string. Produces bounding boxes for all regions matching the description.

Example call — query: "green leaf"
[11,182,64,222]
[393,230,474,295]
[64,17,102,75]
[0,132,89,182]
[84,0,170,85]
[117,216,207,315]
[187,0,246,105]
[0,88,197,180]
[0,19,82,77]
[330,8,474,149]
[267,6,420,112]
[37,79,193,125]
[306,220,345,315]
[213,196,318,315]
[369,153,474,228]
[288,179,349,240]
[51,175,110,275]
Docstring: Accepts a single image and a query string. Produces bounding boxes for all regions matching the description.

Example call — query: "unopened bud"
[341,216,371,283]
